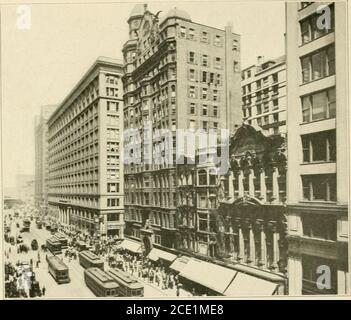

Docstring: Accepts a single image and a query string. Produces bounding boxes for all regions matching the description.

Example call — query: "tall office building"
[241,55,287,135]
[35,104,57,211]
[47,57,125,239]
[122,4,241,252]
[286,2,349,294]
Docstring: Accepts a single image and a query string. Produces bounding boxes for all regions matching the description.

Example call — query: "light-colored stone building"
[285,2,349,295]
[47,57,125,239]
[241,55,286,136]
[35,105,57,211]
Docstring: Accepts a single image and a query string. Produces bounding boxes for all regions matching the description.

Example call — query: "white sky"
[1,0,285,188]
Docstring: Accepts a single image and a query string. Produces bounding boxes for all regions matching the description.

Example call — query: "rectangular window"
[202,105,208,116]
[213,89,219,101]
[301,87,336,123]
[201,87,208,100]
[189,86,196,98]
[213,106,218,117]
[301,174,336,202]
[202,71,207,83]
[202,121,208,131]
[188,51,196,64]
[214,35,222,46]
[180,26,186,38]
[189,68,196,81]
[301,130,336,163]
[107,183,119,193]
[215,57,222,69]
[189,28,195,40]
[301,45,335,84]
[189,103,196,115]
[202,55,209,67]
[201,31,209,43]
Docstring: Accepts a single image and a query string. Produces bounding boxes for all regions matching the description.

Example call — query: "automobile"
[9,236,15,245]
[31,239,38,251]
[29,281,41,298]
[16,236,23,244]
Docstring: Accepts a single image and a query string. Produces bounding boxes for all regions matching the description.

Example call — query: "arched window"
[198,169,207,186]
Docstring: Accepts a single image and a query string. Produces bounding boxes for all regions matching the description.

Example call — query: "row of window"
[179,26,230,48]
[188,85,221,101]
[187,51,225,69]
[188,69,223,86]
[188,119,219,131]
[188,103,219,117]
[242,73,279,94]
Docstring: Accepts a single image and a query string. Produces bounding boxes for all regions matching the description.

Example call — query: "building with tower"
[122,4,242,253]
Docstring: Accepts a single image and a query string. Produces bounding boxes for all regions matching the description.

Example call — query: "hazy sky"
[1,0,285,188]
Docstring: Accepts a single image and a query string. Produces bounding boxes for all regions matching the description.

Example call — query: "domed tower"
[127,3,147,40]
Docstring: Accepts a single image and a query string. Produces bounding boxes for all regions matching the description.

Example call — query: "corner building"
[286,2,349,294]
[47,57,124,239]
[122,4,241,251]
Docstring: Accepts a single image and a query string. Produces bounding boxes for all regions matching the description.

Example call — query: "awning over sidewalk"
[147,248,177,263]
[119,239,142,253]
[179,258,237,294]
[223,272,279,296]
[169,256,191,273]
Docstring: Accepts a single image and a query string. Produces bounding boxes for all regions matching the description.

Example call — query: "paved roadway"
[4,209,173,298]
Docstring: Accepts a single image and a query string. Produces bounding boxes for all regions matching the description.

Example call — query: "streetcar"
[79,250,104,270]
[107,268,144,297]
[46,254,70,284]
[46,237,62,255]
[84,268,119,297]
[54,233,68,249]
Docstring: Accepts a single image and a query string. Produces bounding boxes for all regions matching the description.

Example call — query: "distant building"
[34,105,57,211]
[47,57,124,239]
[286,2,349,295]
[122,4,241,252]
[241,55,286,136]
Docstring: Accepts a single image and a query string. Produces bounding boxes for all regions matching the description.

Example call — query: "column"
[228,171,234,198]
[257,219,267,268]
[272,167,279,204]
[238,170,244,197]
[236,219,244,261]
[248,169,255,197]
[288,255,302,295]
[271,223,280,270]
[248,222,256,265]
[260,169,267,202]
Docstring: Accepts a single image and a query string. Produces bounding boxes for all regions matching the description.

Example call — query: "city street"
[4,208,186,298]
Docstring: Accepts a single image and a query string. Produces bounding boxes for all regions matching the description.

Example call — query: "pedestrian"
[176,287,180,297]
[30,258,33,266]
[42,286,46,296]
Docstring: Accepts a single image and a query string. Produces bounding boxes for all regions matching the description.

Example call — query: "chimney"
[257,55,264,66]
[144,4,148,12]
